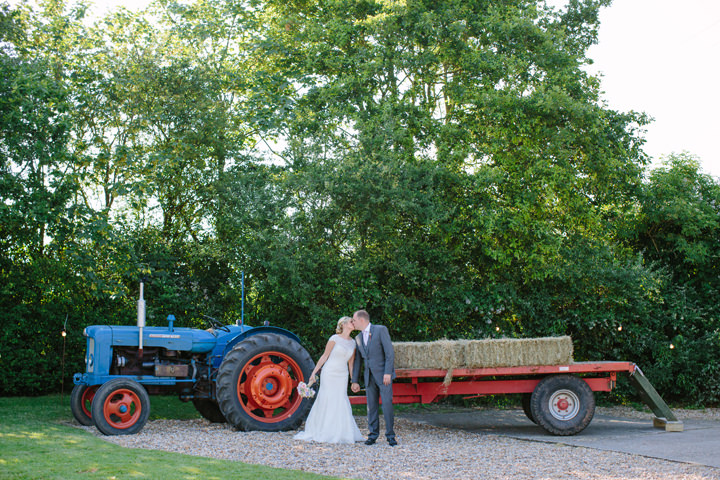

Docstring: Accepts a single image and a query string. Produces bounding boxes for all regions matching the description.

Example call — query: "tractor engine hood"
[85,325,222,353]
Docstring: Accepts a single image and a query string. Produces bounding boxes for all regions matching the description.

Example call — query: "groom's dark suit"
[352,323,395,443]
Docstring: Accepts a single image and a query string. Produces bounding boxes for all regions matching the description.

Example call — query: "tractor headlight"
[87,338,95,372]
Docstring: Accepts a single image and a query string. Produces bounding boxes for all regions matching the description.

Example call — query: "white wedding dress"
[294,334,364,444]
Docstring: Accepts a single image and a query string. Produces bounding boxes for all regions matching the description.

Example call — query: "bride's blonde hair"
[336,316,352,334]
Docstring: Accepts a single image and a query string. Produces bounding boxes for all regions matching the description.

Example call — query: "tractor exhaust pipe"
[137,280,146,358]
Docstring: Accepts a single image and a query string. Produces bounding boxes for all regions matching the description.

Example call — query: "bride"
[294,316,364,444]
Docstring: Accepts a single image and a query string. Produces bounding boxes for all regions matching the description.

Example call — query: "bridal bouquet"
[297,376,317,398]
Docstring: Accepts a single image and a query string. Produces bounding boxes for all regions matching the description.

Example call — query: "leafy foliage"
[0,1,718,405]
[627,154,720,403]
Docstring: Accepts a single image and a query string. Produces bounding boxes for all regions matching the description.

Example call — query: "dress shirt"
[363,323,372,345]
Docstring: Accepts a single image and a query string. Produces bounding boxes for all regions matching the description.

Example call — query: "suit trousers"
[366,371,395,442]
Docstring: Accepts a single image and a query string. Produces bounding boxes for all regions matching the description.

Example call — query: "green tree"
[628,154,720,404]
[635,153,720,289]
[0,0,90,395]
[237,0,650,349]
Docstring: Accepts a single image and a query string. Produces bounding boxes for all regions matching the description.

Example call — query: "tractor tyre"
[70,384,98,426]
[216,333,314,432]
[192,398,226,423]
[521,392,536,424]
[91,378,151,435]
[530,374,595,436]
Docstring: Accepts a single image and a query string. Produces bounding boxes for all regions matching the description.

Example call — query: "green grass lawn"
[0,395,339,480]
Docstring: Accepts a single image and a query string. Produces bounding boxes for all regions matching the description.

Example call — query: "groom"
[351,309,396,446]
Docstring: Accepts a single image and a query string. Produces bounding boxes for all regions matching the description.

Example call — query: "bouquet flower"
[297,376,317,398]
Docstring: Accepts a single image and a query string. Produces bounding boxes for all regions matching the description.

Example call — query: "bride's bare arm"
[347,350,356,377]
[308,338,336,385]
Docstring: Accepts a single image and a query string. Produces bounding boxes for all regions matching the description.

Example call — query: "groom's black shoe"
[364,438,376,445]
[388,439,397,447]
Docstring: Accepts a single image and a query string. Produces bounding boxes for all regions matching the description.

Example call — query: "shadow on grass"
[0,395,337,480]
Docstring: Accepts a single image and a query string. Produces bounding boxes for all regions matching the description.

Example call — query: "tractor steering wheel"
[202,315,229,332]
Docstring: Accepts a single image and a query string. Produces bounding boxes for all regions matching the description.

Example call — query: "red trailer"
[349,361,683,435]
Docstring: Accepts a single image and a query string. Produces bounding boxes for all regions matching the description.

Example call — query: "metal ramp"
[628,365,684,432]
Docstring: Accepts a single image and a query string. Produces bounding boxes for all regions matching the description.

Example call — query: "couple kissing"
[294,310,396,446]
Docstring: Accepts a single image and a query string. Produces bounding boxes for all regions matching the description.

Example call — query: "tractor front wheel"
[91,378,150,435]
[530,374,595,436]
[70,384,98,426]
[216,333,314,431]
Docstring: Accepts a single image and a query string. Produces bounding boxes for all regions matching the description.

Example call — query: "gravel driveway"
[79,408,720,480]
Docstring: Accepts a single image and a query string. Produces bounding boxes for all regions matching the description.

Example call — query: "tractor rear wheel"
[91,378,151,435]
[216,333,314,431]
[70,384,98,426]
[530,374,595,436]
[192,398,226,423]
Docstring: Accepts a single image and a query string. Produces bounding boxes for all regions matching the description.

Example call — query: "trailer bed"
[349,361,682,435]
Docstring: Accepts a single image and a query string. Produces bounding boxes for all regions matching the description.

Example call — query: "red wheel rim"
[81,386,98,418]
[236,351,304,423]
[548,389,580,421]
[103,388,143,429]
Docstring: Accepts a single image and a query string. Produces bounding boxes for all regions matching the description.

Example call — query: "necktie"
[364,329,369,345]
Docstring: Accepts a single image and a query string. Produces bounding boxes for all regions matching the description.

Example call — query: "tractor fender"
[222,326,303,358]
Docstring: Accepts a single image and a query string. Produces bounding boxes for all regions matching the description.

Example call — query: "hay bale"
[391,342,426,370]
[392,336,573,370]
[392,339,467,370]
[464,336,573,368]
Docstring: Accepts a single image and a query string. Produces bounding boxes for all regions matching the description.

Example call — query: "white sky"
[585,0,720,179]
[12,0,720,178]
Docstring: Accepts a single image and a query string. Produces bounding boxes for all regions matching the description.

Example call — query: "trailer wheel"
[192,399,226,423]
[521,393,536,424]
[91,378,150,435]
[216,333,313,432]
[530,375,595,436]
[70,384,98,426]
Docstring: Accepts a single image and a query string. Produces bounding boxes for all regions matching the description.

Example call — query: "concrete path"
[399,409,720,469]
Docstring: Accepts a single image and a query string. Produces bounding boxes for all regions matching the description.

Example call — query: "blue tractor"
[71,282,314,435]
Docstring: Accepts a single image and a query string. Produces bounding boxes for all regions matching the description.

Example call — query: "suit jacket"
[351,324,395,387]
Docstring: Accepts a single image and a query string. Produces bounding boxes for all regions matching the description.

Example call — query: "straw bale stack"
[392,339,469,370]
[464,336,573,368]
[392,336,573,370]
